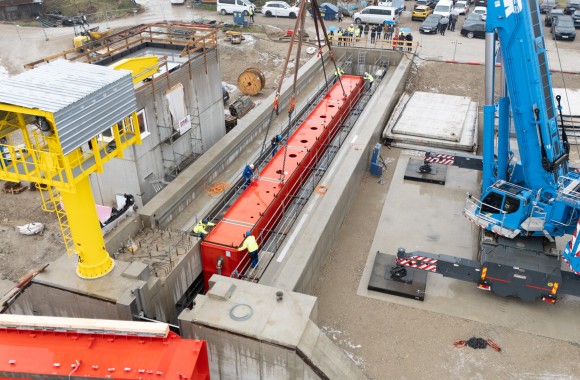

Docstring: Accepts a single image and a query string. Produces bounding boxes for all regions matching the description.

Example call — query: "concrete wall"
[7,240,202,325]
[179,277,367,379]
[138,53,335,229]
[90,48,225,207]
[265,53,413,293]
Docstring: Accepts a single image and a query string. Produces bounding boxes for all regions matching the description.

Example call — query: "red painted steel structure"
[201,75,365,287]
[0,329,209,379]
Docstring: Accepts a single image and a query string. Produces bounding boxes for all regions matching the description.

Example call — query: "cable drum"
[237,68,266,96]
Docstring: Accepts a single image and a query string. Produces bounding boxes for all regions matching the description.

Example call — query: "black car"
[545,8,564,26]
[419,14,442,34]
[573,9,580,27]
[461,20,486,38]
[552,15,576,40]
[475,0,487,6]
[565,0,580,14]
[540,0,558,13]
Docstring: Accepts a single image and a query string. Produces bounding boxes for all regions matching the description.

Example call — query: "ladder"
[38,186,76,257]
[357,51,367,75]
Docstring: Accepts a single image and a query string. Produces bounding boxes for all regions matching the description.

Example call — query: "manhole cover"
[229,304,253,321]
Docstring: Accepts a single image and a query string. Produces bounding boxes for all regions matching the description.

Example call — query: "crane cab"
[464,181,534,238]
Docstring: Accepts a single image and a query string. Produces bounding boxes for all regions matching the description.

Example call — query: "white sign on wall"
[178,115,192,135]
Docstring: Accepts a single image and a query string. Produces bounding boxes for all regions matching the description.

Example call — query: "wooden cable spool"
[237,67,266,96]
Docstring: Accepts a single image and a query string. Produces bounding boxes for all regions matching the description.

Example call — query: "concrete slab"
[392,92,470,142]
[383,91,478,152]
[357,151,580,344]
[33,254,141,302]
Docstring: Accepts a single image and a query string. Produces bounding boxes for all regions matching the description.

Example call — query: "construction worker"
[347,24,355,45]
[249,7,255,23]
[271,134,283,157]
[354,27,361,43]
[336,28,343,46]
[191,218,215,238]
[334,66,344,78]
[238,231,259,268]
[363,72,374,91]
[242,163,255,189]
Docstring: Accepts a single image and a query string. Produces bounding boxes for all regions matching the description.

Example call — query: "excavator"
[394,0,580,302]
[72,14,116,50]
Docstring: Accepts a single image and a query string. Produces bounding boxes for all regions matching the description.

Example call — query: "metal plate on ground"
[403,158,447,185]
[368,251,427,301]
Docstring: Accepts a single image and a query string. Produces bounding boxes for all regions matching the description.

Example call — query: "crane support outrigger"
[392,0,580,303]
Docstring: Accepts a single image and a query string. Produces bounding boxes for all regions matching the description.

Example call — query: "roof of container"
[0,60,131,113]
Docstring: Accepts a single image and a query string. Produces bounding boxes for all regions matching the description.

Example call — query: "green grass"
[43,0,137,17]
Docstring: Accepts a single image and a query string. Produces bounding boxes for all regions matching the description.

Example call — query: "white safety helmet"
[249,164,254,169]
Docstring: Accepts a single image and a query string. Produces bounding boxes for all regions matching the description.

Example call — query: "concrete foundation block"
[122,261,150,281]
[207,280,236,301]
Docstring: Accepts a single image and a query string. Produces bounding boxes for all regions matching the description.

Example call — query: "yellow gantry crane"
[0,60,141,279]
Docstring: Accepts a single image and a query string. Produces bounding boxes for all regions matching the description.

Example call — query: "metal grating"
[0,60,136,155]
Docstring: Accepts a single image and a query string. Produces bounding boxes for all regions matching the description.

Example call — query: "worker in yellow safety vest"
[336,29,343,46]
[191,218,215,238]
[363,72,374,91]
[238,231,260,268]
[334,67,344,78]
[347,24,355,45]
[354,27,361,43]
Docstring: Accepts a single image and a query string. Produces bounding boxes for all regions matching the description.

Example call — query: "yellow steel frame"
[0,104,142,279]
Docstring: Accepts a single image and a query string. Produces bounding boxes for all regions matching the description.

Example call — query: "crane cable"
[552,39,580,159]
[309,0,347,98]
[259,1,307,159]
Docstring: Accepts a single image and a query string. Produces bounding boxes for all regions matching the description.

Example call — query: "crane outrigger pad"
[403,157,447,185]
[368,251,427,301]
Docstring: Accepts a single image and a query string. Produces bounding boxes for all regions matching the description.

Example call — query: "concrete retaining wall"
[267,53,413,293]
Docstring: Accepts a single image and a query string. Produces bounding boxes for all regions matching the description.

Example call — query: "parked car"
[414,0,435,10]
[545,8,564,26]
[433,0,453,17]
[465,12,483,22]
[573,9,580,27]
[552,15,576,40]
[461,19,486,38]
[352,6,399,24]
[473,6,487,20]
[474,0,486,6]
[419,13,443,33]
[564,0,580,14]
[261,1,299,17]
[540,0,558,13]
[412,5,433,20]
[453,1,469,15]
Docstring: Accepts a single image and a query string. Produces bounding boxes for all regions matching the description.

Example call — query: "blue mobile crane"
[393,0,580,302]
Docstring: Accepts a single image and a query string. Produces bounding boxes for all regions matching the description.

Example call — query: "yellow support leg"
[59,177,115,279]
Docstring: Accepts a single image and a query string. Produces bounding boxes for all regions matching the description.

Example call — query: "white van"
[217,0,256,15]
[352,6,399,24]
[433,0,453,17]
